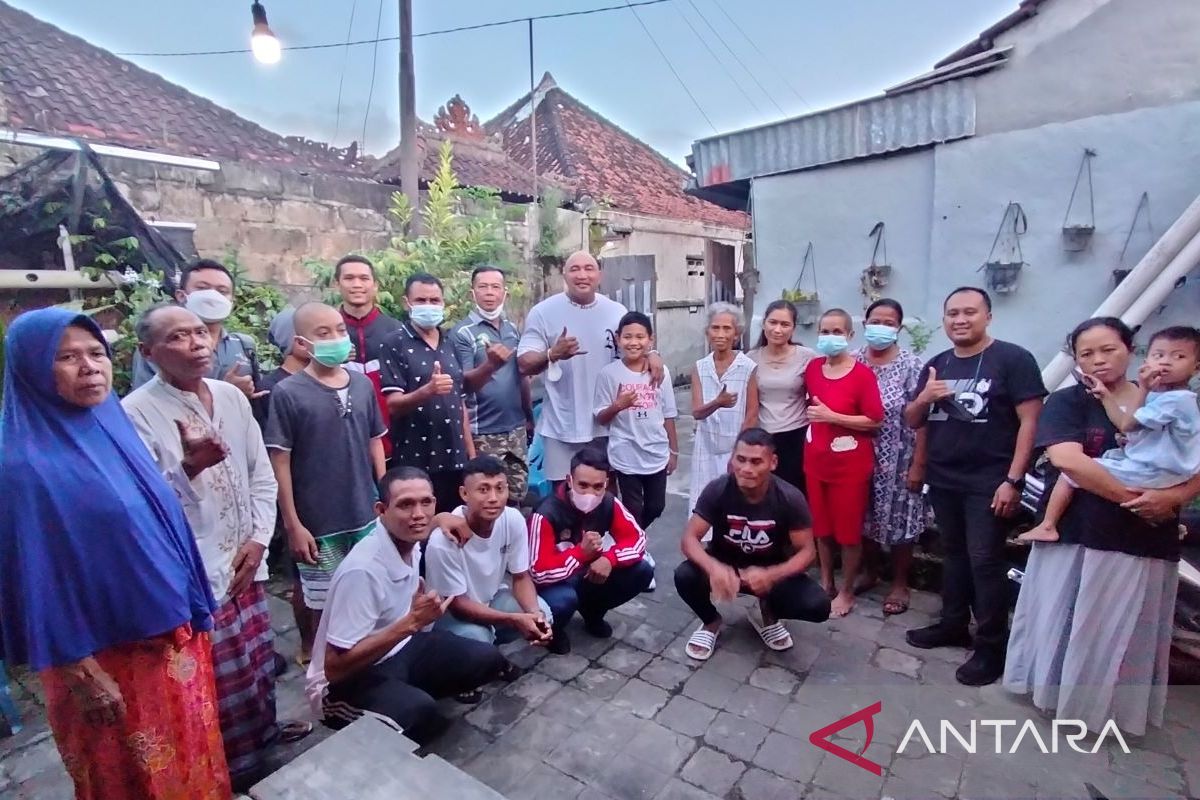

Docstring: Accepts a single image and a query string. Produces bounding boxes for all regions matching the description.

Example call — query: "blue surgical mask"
[864,324,899,351]
[816,334,849,357]
[409,304,445,329]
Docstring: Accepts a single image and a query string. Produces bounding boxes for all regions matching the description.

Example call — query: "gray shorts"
[542,436,607,481]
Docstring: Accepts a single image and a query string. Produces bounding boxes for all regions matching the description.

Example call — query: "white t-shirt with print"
[424,506,530,605]
[517,292,626,443]
[305,520,421,713]
[593,361,678,474]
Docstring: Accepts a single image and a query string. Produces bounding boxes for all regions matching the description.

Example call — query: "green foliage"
[222,249,288,371]
[308,139,520,325]
[535,187,571,261]
[781,288,819,304]
[903,319,935,355]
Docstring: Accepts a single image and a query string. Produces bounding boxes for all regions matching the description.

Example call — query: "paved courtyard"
[2,398,1199,799]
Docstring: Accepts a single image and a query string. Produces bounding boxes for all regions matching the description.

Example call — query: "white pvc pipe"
[0,270,121,290]
[0,129,221,172]
[1119,229,1200,329]
[1042,193,1200,388]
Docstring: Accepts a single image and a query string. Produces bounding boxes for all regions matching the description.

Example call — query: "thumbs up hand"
[806,394,838,425]
[548,326,584,363]
[918,366,954,404]
[427,360,454,396]
[714,383,738,409]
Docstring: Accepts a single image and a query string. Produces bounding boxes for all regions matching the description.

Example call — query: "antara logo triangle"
[808,701,883,775]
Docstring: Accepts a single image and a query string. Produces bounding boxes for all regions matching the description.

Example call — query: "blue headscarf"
[0,309,215,671]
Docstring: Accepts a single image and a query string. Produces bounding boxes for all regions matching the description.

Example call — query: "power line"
[115,0,672,57]
[710,0,813,111]
[623,0,717,133]
[359,0,386,149]
[330,0,359,144]
[673,0,763,116]
[685,0,786,116]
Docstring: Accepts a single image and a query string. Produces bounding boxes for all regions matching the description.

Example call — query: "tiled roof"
[0,1,351,171]
[372,95,572,200]
[487,73,747,230]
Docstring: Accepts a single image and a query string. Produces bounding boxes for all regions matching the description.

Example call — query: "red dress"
[803,359,884,545]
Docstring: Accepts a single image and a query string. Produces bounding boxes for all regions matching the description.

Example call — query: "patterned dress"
[855,347,928,545]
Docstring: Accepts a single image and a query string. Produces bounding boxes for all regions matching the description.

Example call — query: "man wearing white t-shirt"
[427,456,554,646]
[306,466,508,741]
[518,250,664,483]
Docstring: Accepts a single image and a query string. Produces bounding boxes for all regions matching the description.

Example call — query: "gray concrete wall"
[750,99,1200,366]
[975,0,1200,136]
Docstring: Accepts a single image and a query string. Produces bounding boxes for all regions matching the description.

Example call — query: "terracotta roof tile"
[0,1,351,171]
[487,73,747,230]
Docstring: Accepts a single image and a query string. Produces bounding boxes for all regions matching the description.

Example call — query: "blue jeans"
[537,559,654,632]
[434,589,554,644]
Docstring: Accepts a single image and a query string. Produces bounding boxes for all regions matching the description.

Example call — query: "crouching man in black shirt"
[675,428,830,661]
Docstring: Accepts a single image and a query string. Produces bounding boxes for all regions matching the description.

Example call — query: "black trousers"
[324,630,505,742]
[538,560,655,632]
[673,559,831,626]
[771,426,808,496]
[430,469,464,514]
[614,469,668,529]
[927,487,1009,652]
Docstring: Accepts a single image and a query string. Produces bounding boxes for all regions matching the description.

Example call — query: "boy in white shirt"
[427,457,554,647]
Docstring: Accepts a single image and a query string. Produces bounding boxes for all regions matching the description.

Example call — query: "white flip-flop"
[748,606,793,651]
[685,626,719,661]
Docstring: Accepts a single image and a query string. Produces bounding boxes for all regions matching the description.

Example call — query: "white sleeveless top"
[694,351,756,456]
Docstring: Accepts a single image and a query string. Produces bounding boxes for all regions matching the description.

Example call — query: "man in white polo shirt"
[426,456,554,647]
[517,250,664,485]
[306,466,508,741]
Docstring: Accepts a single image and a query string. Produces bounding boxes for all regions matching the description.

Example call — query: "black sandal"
[454,689,484,704]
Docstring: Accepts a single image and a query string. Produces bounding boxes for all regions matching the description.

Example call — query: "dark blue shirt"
[451,311,525,436]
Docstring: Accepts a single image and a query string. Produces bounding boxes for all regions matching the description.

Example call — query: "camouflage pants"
[475,426,530,504]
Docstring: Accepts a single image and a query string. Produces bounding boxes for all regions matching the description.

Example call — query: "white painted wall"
[751,99,1200,366]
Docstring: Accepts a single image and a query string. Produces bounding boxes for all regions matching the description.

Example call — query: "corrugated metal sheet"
[690,80,977,188]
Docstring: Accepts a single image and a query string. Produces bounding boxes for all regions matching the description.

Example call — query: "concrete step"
[249,716,504,800]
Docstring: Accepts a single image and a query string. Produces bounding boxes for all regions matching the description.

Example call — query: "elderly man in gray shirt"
[451,266,533,505]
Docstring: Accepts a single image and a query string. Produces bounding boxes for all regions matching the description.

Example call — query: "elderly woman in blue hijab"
[0,309,231,800]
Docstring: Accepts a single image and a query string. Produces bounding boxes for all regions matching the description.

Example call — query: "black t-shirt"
[915,340,1046,494]
[693,474,811,568]
[1036,384,1180,562]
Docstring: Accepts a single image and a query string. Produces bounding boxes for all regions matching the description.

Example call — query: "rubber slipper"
[748,606,793,651]
[685,627,718,661]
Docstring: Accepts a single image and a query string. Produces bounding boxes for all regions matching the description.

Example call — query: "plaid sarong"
[296,522,375,610]
[210,582,277,781]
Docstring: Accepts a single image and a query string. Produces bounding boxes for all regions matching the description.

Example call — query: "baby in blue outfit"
[1023,325,1200,542]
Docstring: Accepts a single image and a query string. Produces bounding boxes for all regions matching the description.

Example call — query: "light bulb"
[251,30,281,64]
[250,2,281,65]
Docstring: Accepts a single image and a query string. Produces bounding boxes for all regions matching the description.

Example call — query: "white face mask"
[569,486,603,514]
[184,289,233,323]
[473,290,506,321]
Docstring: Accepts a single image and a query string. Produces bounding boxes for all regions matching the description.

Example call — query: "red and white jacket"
[528,486,646,585]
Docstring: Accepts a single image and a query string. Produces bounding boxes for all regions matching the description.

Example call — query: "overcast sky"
[13,0,1016,163]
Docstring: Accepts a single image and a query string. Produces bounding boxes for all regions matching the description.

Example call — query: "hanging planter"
[783,242,821,325]
[978,202,1028,295]
[1113,191,1153,287]
[1061,148,1097,252]
[859,221,892,303]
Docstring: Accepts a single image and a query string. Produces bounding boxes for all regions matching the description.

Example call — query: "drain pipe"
[1042,194,1200,389]
[1119,230,1200,332]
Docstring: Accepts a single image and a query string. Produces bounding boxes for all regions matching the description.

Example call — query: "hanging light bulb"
[250,2,281,65]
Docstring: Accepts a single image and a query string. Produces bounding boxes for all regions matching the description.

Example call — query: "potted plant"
[781,288,821,326]
[1061,149,1097,252]
[979,202,1028,295]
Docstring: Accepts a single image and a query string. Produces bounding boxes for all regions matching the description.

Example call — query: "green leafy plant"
[903,319,935,354]
[308,139,520,325]
[781,288,819,304]
[535,187,571,263]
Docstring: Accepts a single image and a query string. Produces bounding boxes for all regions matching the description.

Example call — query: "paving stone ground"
[3,394,1199,799]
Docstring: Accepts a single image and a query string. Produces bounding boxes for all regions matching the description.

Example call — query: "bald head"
[562,250,602,304]
[293,302,346,342]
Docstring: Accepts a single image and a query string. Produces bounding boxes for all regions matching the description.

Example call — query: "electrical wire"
[673,0,762,116]
[685,0,786,116]
[710,0,813,111]
[359,0,386,150]
[622,0,717,133]
[115,0,672,57]
[330,0,359,144]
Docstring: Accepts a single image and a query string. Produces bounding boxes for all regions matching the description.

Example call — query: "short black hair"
[463,455,506,481]
[405,273,443,296]
[335,254,376,281]
[617,311,652,335]
[1068,316,1134,353]
[470,265,507,285]
[378,466,433,503]
[569,444,610,475]
[943,286,992,312]
[1148,325,1200,356]
[179,258,234,291]
[134,301,184,345]
[865,298,904,322]
[735,427,776,452]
